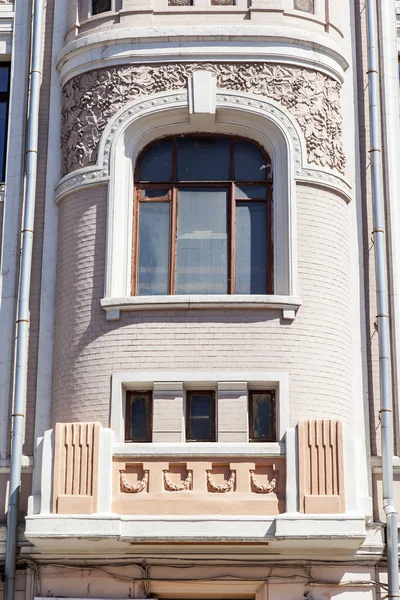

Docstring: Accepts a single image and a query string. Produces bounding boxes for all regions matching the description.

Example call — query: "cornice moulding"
[56,25,349,84]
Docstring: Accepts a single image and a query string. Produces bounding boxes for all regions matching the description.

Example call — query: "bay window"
[133,135,273,296]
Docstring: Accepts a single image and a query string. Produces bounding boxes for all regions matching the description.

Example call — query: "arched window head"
[133,135,273,297]
[92,0,112,15]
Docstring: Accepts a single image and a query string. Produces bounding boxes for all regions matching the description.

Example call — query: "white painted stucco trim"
[56,26,349,85]
[110,370,289,445]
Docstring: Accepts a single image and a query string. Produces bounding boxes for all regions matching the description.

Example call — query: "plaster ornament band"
[207,470,236,493]
[62,63,345,176]
[120,470,149,493]
[163,470,193,491]
[294,0,314,12]
[250,471,277,493]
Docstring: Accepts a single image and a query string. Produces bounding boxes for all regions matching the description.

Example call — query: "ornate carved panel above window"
[61,62,345,177]
[294,0,314,13]
[168,0,193,6]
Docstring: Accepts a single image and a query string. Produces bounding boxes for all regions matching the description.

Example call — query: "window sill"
[101,294,302,321]
[113,441,285,457]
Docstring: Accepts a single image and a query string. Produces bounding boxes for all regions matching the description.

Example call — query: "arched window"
[133,135,273,296]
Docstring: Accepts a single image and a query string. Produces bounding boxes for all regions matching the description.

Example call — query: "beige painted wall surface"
[52,182,351,428]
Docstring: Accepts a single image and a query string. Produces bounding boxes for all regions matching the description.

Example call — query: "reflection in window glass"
[139,139,173,182]
[126,392,152,442]
[177,137,230,181]
[138,202,170,295]
[236,202,268,294]
[249,391,275,442]
[234,140,268,181]
[186,392,215,441]
[176,188,228,294]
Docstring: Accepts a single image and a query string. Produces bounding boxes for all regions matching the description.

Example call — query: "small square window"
[186,391,216,442]
[125,391,152,442]
[92,0,112,15]
[249,390,276,442]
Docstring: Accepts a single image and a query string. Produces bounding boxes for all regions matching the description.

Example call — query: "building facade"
[1,0,400,598]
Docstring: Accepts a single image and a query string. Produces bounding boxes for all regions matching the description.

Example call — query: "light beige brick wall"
[52,181,353,430]
[153,383,183,442]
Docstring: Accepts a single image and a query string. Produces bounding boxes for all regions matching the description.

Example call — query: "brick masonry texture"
[52,183,352,429]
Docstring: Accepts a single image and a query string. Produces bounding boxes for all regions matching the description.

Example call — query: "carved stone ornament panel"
[62,63,345,176]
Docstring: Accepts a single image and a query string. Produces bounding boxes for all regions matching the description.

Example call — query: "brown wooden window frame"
[248,390,276,442]
[125,390,153,443]
[132,134,273,296]
[186,390,216,442]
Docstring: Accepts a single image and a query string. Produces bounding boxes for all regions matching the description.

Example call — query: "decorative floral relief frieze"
[62,63,345,176]
[120,470,149,493]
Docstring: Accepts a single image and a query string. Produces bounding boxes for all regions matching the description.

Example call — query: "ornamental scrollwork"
[250,470,277,494]
[120,470,149,493]
[62,63,345,176]
[207,469,236,493]
[163,469,193,491]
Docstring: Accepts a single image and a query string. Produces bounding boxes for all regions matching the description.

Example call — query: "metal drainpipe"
[4,1,44,599]
[366,0,399,596]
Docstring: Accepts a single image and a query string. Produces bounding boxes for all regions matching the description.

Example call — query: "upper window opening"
[92,0,112,15]
[125,391,152,442]
[186,391,216,442]
[0,64,10,183]
[133,135,273,297]
[249,390,276,442]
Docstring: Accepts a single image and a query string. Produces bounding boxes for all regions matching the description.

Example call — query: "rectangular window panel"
[234,141,269,181]
[138,202,170,295]
[249,391,276,442]
[177,137,230,181]
[139,139,173,182]
[0,65,9,93]
[236,185,267,199]
[0,100,8,182]
[186,391,216,441]
[92,0,112,14]
[125,391,152,442]
[175,188,228,294]
[235,202,268,294]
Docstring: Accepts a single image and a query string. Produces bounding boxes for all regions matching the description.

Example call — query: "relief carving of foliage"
[62,62,345,175]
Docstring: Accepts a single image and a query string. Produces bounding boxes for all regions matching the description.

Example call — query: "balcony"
[25,419,366,554]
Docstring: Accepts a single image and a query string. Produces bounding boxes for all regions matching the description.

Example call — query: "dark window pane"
[141,188,169,198]
[175,188,228,294]
[138,202,170,295]
[92,0,112,14]
[234,141,269,181]
[127,393,151,442]
[187,392,215,441]
[139,139,173,182]
[177,137,230,181]
[0,65,9,93]
[250,392,275,441]
[236,185,267,199]
[0,100,8,182]
[236,202,267,294]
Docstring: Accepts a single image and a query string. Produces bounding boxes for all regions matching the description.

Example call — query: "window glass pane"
[138,202,170,295]
[0,65,9,93]
[92,0,112,14]
[177,137,230,181]
[128,393,151,442]
[141,188,169,198]
[139,139,173,182]
[236,185,267,199]
[251,392,274,441]
[176,188,228,294]
[0,100,7,182]
[236,202,267,294]
[234,141,269,181]
[188,393,214,441]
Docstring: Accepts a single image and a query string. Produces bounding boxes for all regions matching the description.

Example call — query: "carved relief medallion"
[62,63,345,176]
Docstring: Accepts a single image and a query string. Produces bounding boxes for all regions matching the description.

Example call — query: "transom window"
[133,135,273,296]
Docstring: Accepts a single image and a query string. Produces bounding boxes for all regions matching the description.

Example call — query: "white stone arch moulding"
[54,85,352,310]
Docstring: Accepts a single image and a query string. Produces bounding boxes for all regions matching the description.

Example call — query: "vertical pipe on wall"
[4,1,44,599]
[366,0,399,596]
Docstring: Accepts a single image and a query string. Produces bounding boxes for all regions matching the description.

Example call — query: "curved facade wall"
[52,180,352,427]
